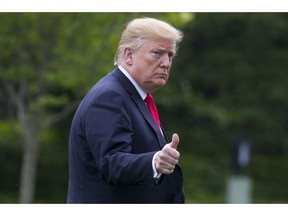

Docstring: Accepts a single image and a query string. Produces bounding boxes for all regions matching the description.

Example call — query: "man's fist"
[154,133,180,175]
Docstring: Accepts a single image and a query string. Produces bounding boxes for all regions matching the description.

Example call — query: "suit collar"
[111,67,138,96]
[117,65,146,100]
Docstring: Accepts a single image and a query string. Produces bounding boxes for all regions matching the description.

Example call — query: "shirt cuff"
[152,151,162,179]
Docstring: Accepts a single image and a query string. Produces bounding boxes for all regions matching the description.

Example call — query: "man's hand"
[154,133,180,175]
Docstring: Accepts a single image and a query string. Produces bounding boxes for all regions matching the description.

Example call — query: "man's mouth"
[155,73,167,79]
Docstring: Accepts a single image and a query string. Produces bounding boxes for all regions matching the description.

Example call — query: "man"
[67,17,184,203]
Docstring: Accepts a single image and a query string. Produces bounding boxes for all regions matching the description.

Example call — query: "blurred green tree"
[0,12,188,203]
[0,13,129,203]
[164,13,288,203]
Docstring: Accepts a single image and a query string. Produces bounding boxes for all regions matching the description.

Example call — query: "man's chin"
[152,82,167,92]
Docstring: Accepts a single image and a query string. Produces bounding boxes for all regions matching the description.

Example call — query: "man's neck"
[118,65,147,100]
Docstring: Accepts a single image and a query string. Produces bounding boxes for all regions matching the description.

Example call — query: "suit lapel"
[132,93,167,148]
[112,67,167,149]
[160,123,169,143]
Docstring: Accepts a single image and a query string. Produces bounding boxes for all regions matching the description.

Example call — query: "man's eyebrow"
[154,48,175,55]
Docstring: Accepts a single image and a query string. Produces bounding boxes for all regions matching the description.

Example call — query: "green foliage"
[0,120,22,146]
[35,126,70,203]
[0,120,22,201]
[2,12,287,204]
[160,13,288,203]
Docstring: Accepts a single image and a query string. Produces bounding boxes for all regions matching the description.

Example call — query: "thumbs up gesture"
[154,133,180,175]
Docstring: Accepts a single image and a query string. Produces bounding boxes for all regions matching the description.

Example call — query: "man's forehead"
[146,40,176,50]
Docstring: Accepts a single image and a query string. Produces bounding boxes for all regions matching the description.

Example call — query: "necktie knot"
[144,93,161,128]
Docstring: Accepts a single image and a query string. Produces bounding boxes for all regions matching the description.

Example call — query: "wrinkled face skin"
[124,39,176,93]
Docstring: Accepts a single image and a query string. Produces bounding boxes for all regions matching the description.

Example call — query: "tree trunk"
[3,79,76,203]
[14,87,41,203]
[19,135,39,203]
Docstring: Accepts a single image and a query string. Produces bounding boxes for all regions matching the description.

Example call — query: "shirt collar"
[118,65,147,100]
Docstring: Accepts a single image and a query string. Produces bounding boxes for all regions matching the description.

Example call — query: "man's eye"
[152,50,161,57]
[169,54,175,62]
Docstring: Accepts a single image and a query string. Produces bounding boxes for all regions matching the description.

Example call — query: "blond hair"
[114,17,183,65]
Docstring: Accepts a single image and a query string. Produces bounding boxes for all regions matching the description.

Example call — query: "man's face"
[126,39,176,93]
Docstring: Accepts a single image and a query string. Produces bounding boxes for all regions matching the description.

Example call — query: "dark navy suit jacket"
[67,67,184,203]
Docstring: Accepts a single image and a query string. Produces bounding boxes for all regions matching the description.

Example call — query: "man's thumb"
[170,133,179,149]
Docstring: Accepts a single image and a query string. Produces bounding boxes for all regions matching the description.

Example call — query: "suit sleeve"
[84,90,157,185]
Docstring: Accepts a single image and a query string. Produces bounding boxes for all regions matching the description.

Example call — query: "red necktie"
[144,93,161,128]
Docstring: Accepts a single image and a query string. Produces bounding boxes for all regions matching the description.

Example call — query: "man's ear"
[124,48,133,66]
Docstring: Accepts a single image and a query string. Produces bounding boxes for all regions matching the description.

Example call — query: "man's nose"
[160,54,171,68]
